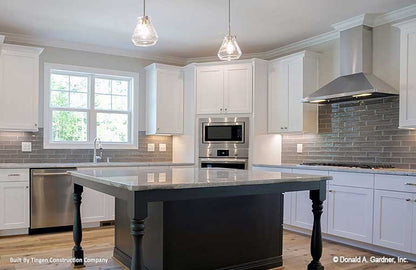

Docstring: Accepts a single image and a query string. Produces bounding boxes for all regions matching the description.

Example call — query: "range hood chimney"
[302,25,398,104]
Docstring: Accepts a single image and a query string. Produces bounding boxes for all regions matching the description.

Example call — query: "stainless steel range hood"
[302,25,398,104]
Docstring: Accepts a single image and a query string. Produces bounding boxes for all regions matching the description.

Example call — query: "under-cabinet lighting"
[352,93,372,98]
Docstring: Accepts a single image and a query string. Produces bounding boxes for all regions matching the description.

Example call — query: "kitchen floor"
[0,228,414,270]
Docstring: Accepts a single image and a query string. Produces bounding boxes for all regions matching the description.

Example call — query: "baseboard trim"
[114,247,282,270]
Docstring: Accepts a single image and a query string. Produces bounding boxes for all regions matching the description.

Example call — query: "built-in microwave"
[199,117,249,160]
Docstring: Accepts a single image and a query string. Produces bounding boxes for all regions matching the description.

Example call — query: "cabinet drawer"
[0,169,29,182]
[329,171,373,188]
[375,174,416,193]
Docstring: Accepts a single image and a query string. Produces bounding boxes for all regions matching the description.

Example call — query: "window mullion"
[90,75,97,144]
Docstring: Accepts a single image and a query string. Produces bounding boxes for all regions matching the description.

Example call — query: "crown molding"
[373,4,416,27]
[2,4,416,65]
[1,32,187,65]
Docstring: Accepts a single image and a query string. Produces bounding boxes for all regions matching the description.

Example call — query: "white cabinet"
[82,188,114,223]
[395,19,416,128]
[0,44,43,131]
[146,64,184,135]
[0,169,29,230]
[268,51,319,133]
[290,169,328,232]
[327,185,373,243]
[196,63,252,114]
[373,190,414,252]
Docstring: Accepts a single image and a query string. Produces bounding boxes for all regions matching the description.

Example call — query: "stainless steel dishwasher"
[30,168,77,230]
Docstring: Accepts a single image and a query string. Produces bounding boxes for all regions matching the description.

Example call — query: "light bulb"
[218,35,242,61]
[131,16,158,47]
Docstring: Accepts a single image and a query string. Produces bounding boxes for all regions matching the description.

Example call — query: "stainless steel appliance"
[199,117,249,169]
[30,168,76,230]
[302,25,398,104]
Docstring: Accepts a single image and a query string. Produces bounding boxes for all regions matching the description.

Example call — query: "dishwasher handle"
[32,172,70,176]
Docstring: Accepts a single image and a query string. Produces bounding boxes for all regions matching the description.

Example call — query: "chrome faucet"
[93,137,103,163]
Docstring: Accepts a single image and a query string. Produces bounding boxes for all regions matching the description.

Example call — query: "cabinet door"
[399,24,416,128]
[268,61,289,133]
[0,182,29,230]
[291,169,328,232]
[81,187,107,223]
[373,190,413,252]
[196,66,224,114]
[287,58,303,132]
[223,64,253,113]
[327,185,373,243]
[156,69,184,134]
[0,52,38,131]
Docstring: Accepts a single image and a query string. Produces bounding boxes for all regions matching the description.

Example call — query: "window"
[44,64,139,149]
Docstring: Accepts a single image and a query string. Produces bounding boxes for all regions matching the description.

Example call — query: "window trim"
[44,63,139,149]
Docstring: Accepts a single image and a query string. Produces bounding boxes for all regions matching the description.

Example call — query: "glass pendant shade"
[131,16,158,47]
[217,35,242,61]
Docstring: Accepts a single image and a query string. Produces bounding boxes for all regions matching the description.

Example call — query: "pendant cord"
[228,0,231,35]
[143,0,146,17]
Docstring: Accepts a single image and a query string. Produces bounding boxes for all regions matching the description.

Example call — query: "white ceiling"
[0,0,415,59]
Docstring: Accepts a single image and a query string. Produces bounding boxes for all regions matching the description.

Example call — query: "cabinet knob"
[157,128,160,131]
[405,183,416,186]
[225,108,228,111]
[406,198,412,202]
[26,186,29,189]
[328,190,334,193]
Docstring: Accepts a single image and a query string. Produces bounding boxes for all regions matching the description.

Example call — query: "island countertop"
[69,166,332,191]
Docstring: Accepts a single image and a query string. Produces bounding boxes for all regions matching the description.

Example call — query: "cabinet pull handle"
[406,198,412,202]
[8,174,20,177]
[328,190,334,193]
[405,183,416,186]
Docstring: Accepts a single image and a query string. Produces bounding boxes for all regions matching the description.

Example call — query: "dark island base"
[113,194,284,270]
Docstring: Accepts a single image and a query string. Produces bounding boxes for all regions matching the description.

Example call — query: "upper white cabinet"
[0,44,43,131]
[196,63,253,114]
[268,51,319,133]
[146,64,184,135]
[396,19,416,128]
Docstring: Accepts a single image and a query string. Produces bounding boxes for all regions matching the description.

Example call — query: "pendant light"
[217,0,242,61]
[131,0,158,47]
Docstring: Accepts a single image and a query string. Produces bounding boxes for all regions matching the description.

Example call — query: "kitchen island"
[69,166,331,270]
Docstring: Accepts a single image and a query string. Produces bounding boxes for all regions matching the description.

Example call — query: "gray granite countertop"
[70,166,331,191]
[0,162,194,169]
[253,164,416,177]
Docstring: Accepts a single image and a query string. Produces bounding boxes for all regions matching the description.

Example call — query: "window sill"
[43,143,139,150]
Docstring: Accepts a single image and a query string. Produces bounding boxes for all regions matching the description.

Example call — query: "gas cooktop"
[300,162,395,169]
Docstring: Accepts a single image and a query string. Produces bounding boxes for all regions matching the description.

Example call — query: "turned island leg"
[308,189,324,270]
[131,219,145,270]
[130,193,148,270]
[73,184,84,268]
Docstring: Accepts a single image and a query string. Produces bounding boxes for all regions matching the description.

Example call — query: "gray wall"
[282,97,416,169]
[0,44,175,163]
[0,129,172,163]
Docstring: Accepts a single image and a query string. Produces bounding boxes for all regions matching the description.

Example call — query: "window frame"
[44,63,139,149]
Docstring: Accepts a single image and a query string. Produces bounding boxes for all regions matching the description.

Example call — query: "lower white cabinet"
[327,185,373,243]
[373,190,414,252]
[82,187,114,223]
[291,169,328,233]
[0,181,29,230]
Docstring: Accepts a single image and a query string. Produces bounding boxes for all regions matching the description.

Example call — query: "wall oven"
[199,117,249,169]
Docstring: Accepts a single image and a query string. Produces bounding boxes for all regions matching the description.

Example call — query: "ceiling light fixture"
[218,0,242,61]
[131,0,158,47]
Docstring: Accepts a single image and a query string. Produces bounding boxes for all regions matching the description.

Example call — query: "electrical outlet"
[159,172,166,182]
[147,173,155,183]
[297,144,303,153]
[22,142,32,152]
[159,143,166,152]
[147,143,155,152]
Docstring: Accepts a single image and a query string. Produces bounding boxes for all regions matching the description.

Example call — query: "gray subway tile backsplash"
[0,129,172,163]
[282,96,416,169]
